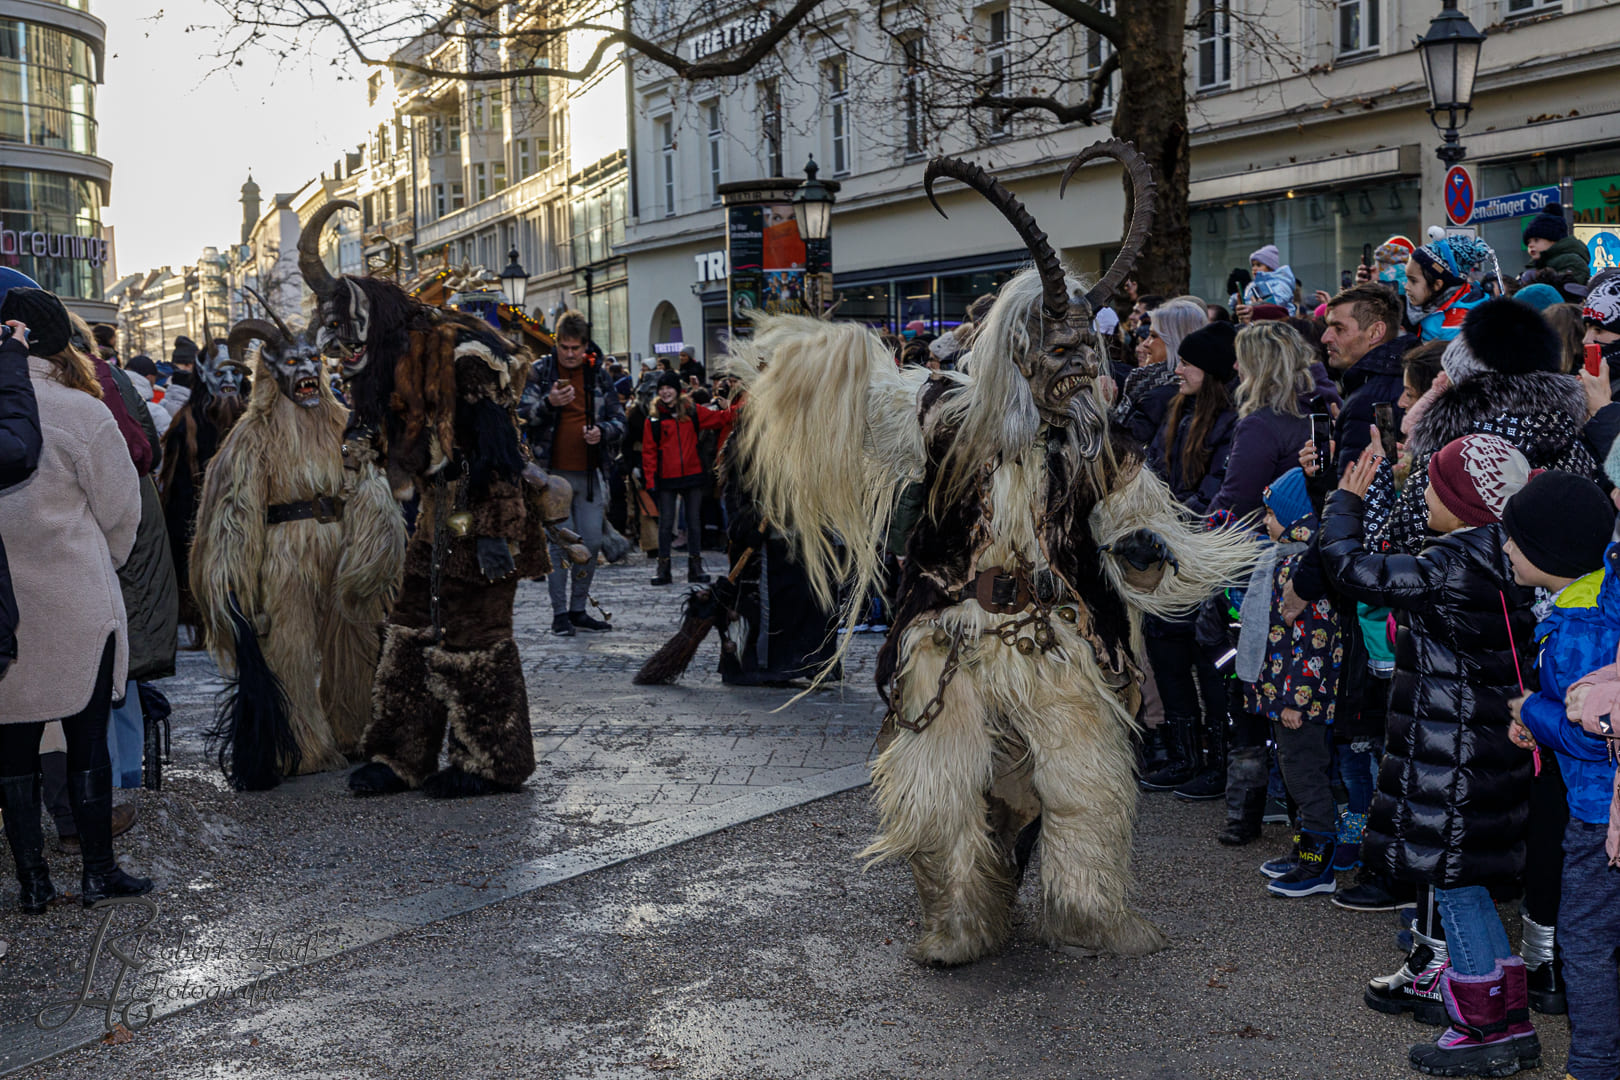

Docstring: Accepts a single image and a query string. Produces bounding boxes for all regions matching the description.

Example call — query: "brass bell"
[1034,626,1053,648]
[932,628,950,647]
[1057,605,1078,623]
[1016,637,1036,655]
[447,510,473,537]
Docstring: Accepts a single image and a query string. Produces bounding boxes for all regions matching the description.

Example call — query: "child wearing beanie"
[1242,244,1299,316]
[1323,434,1541,1076]
[1232,467,1344,889]
[1502,470,1620,1080]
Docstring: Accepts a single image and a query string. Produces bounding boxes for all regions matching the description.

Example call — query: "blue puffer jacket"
[1518,547,1620,826]
[1244,265,1298,315]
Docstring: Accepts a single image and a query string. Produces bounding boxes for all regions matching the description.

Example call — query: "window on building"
[707,102,724,202]
[760,78,783,177]
[1083,1,1117,112]
[395,117,407,155]
[434,183,446,218]
[451,180,466,211]
[367,71,383,107]
[491,88,503,130]
[516,138,531,179]
[986,9,1008,135]
[473,92,486,131]
[550,110,566,169]
[902,36,925,157]
[659,117,676,216]
[1337,0,1380,57]
[1506,0,1561,15]
[825,58,849,176]
[449,115,462,152]
[1195,0,1231,90]
[432,117,445,154]
[362,194,375,228]
[474,163,488,202]
[493,162,507,192]
[395,179,408,219]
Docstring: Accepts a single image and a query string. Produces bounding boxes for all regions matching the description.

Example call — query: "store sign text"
[691,11,773,60]
[0,220,111,267]
[694,250,728,282]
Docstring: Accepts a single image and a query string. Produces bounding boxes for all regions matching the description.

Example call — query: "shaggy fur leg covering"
[1016,661,1167,958]
[422,638,534,795]
[860,632,1013,966]
[318,598,386,759]
[358,624,447,789]
[258,576,345,775]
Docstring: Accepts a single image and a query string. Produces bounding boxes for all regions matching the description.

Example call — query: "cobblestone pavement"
[0,554,884,1071]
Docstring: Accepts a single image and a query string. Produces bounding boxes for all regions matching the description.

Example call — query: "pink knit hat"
[1426,434,1535,527]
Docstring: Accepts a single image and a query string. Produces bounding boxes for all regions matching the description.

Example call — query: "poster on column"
[728,201,816,337]
[728,204,763,327]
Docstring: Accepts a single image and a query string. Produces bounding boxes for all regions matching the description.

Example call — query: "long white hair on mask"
[930,265,1110,512]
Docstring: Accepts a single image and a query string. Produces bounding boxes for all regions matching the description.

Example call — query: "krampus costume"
[159,340,249,637]
[728,142,1256,965]
[298,201,548,800]
[189,318,405,789]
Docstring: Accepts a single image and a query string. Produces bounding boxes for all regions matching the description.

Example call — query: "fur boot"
[354,624,446,793]
[422,637,535,797]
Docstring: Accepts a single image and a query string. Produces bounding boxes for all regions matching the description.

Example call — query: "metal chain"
[893,633,962,733]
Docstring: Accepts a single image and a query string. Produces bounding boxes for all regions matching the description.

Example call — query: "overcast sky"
[97,2,374,276]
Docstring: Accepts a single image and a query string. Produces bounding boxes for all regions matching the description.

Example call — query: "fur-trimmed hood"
[1407,370,1586,459]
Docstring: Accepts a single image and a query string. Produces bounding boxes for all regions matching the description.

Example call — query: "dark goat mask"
[227,319,326,409]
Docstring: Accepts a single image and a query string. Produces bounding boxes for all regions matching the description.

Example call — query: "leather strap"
[266,495,344,525]
[968,566,1032,615]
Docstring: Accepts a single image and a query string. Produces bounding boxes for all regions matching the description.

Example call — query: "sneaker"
[569,611,612,632]
[1172,768,1225,801]
[1260,836,1300,880]
[1138,762,1196,792]
[1332,880,1404,912]
[1261,797,1289,825]
[1267,830,1336,897]
[550,613,577,637]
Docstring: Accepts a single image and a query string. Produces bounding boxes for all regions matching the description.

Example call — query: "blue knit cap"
[1512,283,1564,312]
[1263,467,1313,529]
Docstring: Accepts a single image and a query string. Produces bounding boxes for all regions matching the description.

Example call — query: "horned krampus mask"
[228,319,325,409]
[297,199,374,377]
[199,341,249,399]
[923,140,1156,437]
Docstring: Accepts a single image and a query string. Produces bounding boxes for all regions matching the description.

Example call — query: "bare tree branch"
[1034,0,1123,44]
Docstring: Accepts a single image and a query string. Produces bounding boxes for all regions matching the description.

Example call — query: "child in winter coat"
[1235,468,1343,896]
[1502,470,1620,1080]
[1405,233,1493,343]
[1323,433,1540,1078]
[1242,244,1298,316]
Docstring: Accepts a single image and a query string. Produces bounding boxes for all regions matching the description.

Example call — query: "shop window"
[1195,0,1230,91]
[1337,0,1380,59]
[831,281,892,330]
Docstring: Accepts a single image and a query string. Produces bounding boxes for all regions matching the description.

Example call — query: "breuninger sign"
[0,218,111,268]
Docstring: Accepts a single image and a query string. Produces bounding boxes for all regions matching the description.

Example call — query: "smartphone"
[1586,341,1604,377]
[1374,402,1399,460]
[1309,413,1333,473]
[1362,243,1374,269]
[1340,270,1353,290]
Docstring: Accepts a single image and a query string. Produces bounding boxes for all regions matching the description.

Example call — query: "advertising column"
[720,180,834,340]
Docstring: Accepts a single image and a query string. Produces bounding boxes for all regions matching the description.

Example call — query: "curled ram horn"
[297,199,358,299]
[1060,140,1157,310]
[924,155,1068,321]
[225,319,286,366]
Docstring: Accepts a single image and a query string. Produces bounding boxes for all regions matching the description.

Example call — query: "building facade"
[622,0,1620,366]
[0,0,115,320]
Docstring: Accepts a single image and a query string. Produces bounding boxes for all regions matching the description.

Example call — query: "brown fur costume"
[189,347,405,775]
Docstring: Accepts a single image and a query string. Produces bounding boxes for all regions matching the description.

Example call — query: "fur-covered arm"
[335,464,406,609]
[188,427,268,669]
[1090,464,1259,619]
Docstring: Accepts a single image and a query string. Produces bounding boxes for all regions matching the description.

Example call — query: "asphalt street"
[0,557,1575,1078]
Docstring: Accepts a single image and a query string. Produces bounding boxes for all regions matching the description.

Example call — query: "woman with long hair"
[1210,321,1319,519]
[1113,297,1208,445]
[1139,323,1241,801]
[0,288,150,913]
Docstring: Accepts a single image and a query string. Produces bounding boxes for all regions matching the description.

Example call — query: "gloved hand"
[476,537,517,581]
[1102,528,1178,572]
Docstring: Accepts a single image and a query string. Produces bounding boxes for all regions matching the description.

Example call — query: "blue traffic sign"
[1445,166,1474,226]
[1468,186,1561,225]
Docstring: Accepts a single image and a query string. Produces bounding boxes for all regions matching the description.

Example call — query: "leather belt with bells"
[969,566,1032,615]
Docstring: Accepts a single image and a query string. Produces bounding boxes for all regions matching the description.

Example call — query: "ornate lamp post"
[1415,0,1486,166]
[792,156,836,315]
[499,245,530,311]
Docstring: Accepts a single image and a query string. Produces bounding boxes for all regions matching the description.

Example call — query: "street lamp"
[1415,0,1486,166]
[793,155,836,315]
[499,245,530,310]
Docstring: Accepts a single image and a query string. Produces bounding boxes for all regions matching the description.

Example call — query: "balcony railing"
[414,163,561,247]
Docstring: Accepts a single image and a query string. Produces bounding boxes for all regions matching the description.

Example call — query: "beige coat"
[0,357,140,723]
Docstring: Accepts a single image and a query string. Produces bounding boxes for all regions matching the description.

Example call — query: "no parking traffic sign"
[1445,166,1475,227]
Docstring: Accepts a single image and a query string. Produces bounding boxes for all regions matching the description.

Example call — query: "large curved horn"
[227,319,285,365]
[1060,139,1157,310]
[924,156,1068,320]
[239,285,293,341]
[297,199,357,298]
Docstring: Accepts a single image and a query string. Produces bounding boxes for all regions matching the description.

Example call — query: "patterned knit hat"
[1262,467,1313,529]
[1413,234,1494,288]
[1583,272,1620,334]
[1426,434,1534,527]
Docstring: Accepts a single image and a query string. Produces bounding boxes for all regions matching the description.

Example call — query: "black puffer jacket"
[1375,370,1596,554]
[0,335,42,666]
[1320,490,1536,889]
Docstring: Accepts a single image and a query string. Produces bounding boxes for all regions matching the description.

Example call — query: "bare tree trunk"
[1110,0,1191,298]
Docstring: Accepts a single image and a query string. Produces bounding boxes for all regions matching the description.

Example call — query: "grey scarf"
[1235,539,1308,684]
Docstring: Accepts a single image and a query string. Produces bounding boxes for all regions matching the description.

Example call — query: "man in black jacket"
[518,310,626,635]
[1321,284,1412,478]
[0,314,42,678]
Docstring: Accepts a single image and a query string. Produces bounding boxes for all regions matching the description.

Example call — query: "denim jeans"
[1560,819,1620,1080]
[1436,885,1513,977]
[1337,738,1382,816]
[107,679,144,789]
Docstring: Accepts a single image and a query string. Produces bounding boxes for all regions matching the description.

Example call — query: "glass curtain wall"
[0,19,98,156]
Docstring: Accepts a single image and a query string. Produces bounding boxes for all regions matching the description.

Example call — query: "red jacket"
[643,401,733,489]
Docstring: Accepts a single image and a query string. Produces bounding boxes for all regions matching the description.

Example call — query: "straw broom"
[632,547,756,685]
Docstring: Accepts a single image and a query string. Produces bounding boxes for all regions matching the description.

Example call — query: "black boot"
[1139,714,1197,791]
[1175,712,1227,801]
[0,772,58,914]
[687,556,711,584]
[1218,746,1267,846]
[67,765,151,907]
[651,558,673,586]
[1134,726,1170,775]
[1519,914,1566,1015]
